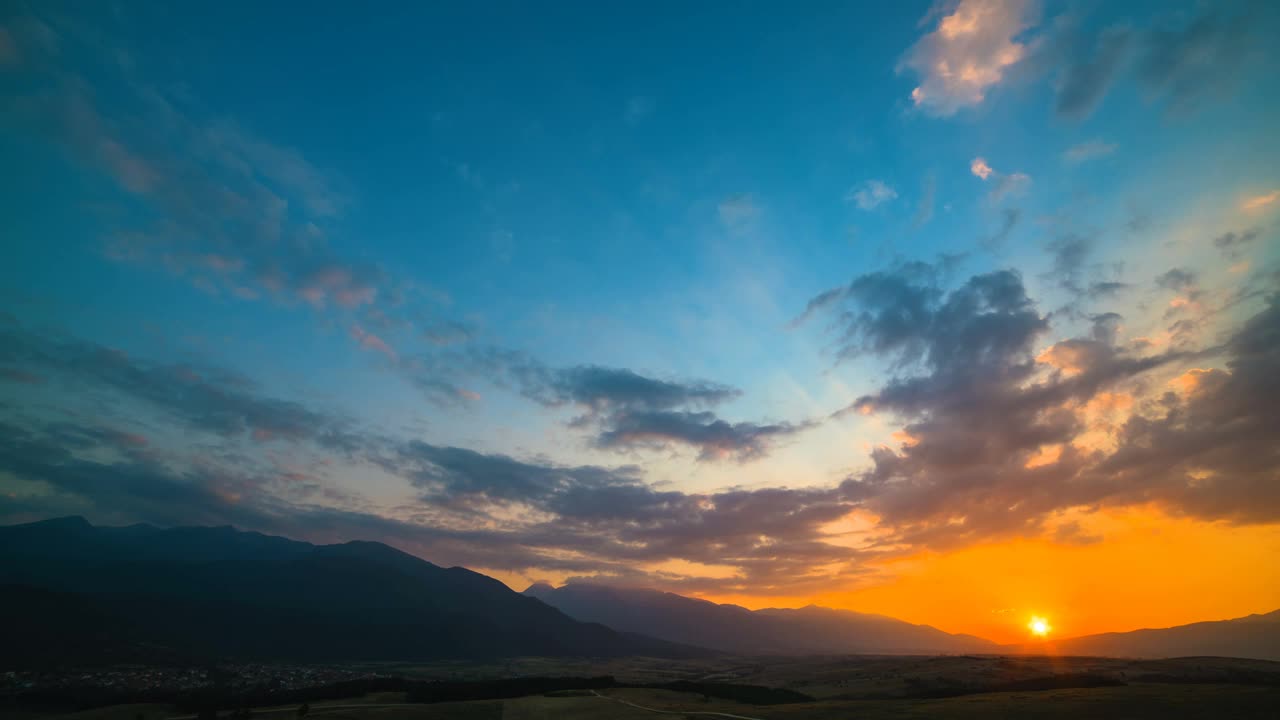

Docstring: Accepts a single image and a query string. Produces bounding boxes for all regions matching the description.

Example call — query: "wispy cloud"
[1241,190,1279,212]
[717,194,761,231]
[1063,140,1117,164]
[847,180,898,210]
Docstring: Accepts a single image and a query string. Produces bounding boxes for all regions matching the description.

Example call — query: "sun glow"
[1029,616,1052,637]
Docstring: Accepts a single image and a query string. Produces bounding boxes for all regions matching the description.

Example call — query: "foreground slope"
[524,582,997,655]
[0,517,701,666]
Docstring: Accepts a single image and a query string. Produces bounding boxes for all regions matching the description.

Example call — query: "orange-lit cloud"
[902,0,1037,115]
[1241,189,1279,211]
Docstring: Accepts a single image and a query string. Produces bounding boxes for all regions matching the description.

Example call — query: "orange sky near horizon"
[694,509,1280,644]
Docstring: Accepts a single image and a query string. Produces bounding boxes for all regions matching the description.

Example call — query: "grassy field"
[34,684,1280,720]
[26,655,1280,720]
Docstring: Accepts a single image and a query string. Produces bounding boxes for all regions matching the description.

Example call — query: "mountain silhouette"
[1009,611,1280,661]
[524,582,997,654]
[0,517,703,666]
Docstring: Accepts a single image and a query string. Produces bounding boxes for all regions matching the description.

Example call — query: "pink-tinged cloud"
[112,431,150,448]
[349,324,397,361]
[1241,190,1279,212]
[900,0,1038,115]
[252,428,276,442]
[298,266,378,309]
[969,157,1030,201]
[201,254,245,273]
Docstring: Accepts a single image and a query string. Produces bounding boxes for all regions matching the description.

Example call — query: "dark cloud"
[0,414,865,594]
[983,208,1021,250]
[1136,6,1266,112]
[1212,228,1260,259]
[511,364,740,413]
[595,410,811,462]
[1046,234,1093,294]
[1155,268,1197,292]
[1055,26,1133,118]
[801,262,1231,549]
[1089,295,1280,522]
[509,364,805,462]
[0,324,366,451]
[1089,312,1125,346]
[1087,281,1130,300]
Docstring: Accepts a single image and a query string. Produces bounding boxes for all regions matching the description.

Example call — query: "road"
[168,704,423,720]
[170,692,769,720]
[589,690,766,720]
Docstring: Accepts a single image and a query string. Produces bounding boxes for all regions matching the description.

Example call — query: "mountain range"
[0,516,698,666]
[1008,610,1280,661]
[524,582,997,655]
[3,517,1276,667]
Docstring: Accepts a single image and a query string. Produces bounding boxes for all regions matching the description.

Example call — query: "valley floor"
[16,655,1280,720]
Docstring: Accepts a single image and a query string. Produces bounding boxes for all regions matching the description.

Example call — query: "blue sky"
[2,1,1279,624]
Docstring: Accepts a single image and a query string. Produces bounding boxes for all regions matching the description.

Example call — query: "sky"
[1,0,1278,644]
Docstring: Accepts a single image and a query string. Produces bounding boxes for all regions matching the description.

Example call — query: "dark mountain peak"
[16,515,92,530]
[524,581,557,597]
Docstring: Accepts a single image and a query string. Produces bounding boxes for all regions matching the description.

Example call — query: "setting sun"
[1029,617,1052,637]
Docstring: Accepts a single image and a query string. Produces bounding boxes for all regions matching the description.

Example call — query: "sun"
[1029,616,1052,637]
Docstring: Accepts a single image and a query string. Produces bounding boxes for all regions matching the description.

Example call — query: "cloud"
[799,261,1237,549]
[509,363,740,412]
[900,0,1039,115]
[717,194,761,231]
[1045,233,1093,294]
[495,360,810,462]
[1054,26,1132,118]
[0,323,365,451]
[983,207,1021,249]
[1090,296,1280,523]
[1155,268,1197,292]
[595,410,811,462]
[349,324,398,361]
[1212,228,1260,259]
[970,157,1030,201]
[0,411,865,594]
[1241,190,1279,212]
[847,180,898,210]
[421,320,474,346]
[1063,140,1117,164]
[1136,7,1264,113]
[1086,281,1130,299]
[5,286,1276,594]
[5,16,385,314]
[913,173,937,227]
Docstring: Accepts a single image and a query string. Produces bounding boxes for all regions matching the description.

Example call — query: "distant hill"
[1009,611,1280,661]
[0,517,704,667]
[524,582,997,655]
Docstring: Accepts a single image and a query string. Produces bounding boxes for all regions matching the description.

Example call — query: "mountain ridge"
[0,516,706,666]
[523,581,999,655]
